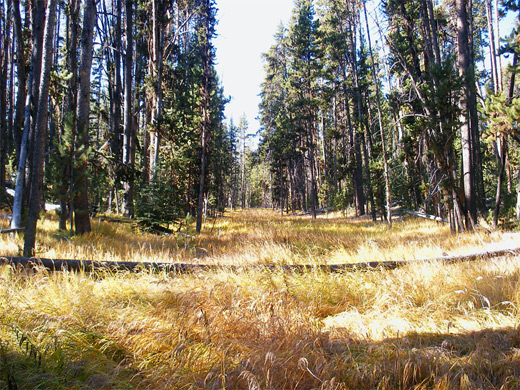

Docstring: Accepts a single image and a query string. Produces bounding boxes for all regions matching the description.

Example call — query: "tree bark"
[12,0,27,166]
[23,0,58,256]
[456,0,477,229]
[151,0,164,179]
[363,1,392,226]
[11,0,46,231]
[196,0,213,233]
[73,0,97,235]
[0,0,9,188]
[111,0,122,162]
[122,0,134,217]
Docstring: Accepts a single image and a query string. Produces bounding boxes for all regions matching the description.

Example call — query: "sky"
[213,0,295,140]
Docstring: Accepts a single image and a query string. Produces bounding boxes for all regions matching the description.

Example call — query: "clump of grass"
[1,209,519,388]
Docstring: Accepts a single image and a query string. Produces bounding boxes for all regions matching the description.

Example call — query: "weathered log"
[404,209,449,223]
[0,227,25,234]
[1,247,519,274]
[99,217,134,223]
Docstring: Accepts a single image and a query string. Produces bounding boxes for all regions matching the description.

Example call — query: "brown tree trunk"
[457,0,477,229]
[23,0,58,256]
[196,0,213,233]
[12,0,45,230]
[151,0,164,179]
[111,0,122,162]
[122,0,134,217]
[0,0,9,188]
[56,0,79,231]
[363,1,392,226]
[73,0,97,235]
[12,0,27,163]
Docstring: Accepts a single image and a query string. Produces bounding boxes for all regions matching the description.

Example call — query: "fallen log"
[0,227,25,234]
[1,247,519,273]
[99,217,134,223]
[404,210,448,223]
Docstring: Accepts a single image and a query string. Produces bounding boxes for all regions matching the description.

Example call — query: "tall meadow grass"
[1,209,519,389]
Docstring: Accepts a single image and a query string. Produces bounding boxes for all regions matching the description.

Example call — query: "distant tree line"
[258,0,520,232]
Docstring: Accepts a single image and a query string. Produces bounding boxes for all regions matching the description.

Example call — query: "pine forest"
[1,0,520,388]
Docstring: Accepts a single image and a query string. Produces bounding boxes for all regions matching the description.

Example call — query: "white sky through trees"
[213,0,294,143]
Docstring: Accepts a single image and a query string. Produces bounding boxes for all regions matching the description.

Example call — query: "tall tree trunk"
[23,0,58,256]
[348,13,368,217]
[12,0,27,164]
[25,0,46,203]
[426,0,441,64]
[493,138,505,228]
[363,2,392,226]
[456,0,477,229]
[494,0,503,90]
[485,0,500,93]
[468,0,486,213]
[196,0,213,233]
[11,0,46,230]
[122,0,134,217]
[73,0,96,235]
[151,0,164,179]
[0,0,9,188]
[111,0,122,162]
[307,125,317,219]
[56,0,79,231]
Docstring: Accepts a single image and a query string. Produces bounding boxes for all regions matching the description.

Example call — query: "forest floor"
[1,209,520,389]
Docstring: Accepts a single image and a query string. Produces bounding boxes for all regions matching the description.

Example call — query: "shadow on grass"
[2,309,520,389]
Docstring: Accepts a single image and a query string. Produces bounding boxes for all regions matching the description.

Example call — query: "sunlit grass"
[2,208,512,266]
[1,208,520,388]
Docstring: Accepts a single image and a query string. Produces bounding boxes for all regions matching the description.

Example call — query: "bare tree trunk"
[11,0,45,230]
[494,0,503,91]
[73,0,96,235]
[457,0,477,229]
[55,0,79,231]
[25,0,46,204]
[196,0,213,233]
[426,0,441,64]
[363,1,392,226]
[12,0,27,163]
[122,0,134,217]
[151,0,164,179]
[112,0,122,161]
[485,0,500,93]
[493,138,505,228]
[307,126,317,220]
[0,0,9,188]
[23,0,58,256]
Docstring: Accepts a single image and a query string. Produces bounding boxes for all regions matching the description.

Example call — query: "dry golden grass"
[2,208,514,265]
[1,209,520,389]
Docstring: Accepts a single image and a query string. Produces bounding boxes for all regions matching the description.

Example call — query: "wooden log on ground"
[99,217,134,223]
[1,247,519,274]
[404,209,449,223]
[0,227,25,234]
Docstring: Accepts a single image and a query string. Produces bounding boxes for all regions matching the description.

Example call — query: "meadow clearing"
[1,209,520,389]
